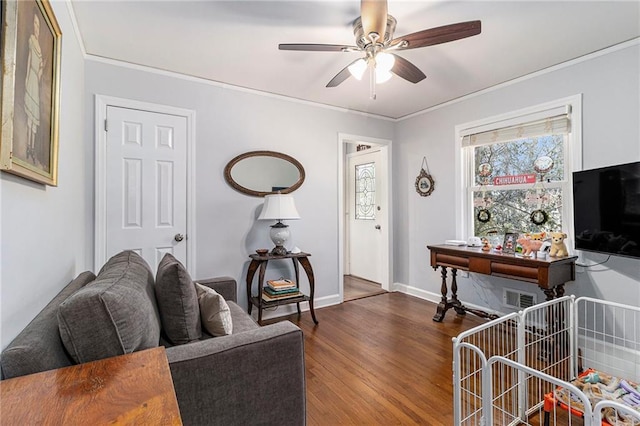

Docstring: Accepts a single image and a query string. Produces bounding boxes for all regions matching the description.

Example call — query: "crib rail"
[452,296,640,425]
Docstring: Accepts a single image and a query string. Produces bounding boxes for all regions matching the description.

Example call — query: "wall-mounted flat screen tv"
[573,161,640,259]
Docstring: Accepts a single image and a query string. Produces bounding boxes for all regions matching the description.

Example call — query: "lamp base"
[270,245,288,256]
[269,221,290,256]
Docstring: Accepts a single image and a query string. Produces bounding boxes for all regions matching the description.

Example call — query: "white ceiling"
[71,1,640,119]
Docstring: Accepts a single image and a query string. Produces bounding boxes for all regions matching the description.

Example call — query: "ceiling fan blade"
[279,43,357,52]
[326,60,361,87]
[390,54,426,84]
[390,20,481,50]
[361,0,388,42]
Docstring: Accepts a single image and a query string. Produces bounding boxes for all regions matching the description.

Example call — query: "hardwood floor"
[343,274,386,301]
[276,292,488,425]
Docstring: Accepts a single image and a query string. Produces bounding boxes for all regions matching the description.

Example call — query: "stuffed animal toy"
[549,232,569,257]
[517,232,546,257]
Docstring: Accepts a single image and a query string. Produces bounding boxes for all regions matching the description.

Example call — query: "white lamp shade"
[376,52,395,72]
[258,194,301,221]
[376,68,393,83]
[348,58,368,80]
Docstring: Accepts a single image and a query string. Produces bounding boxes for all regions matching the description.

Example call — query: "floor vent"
[503,288,537,309]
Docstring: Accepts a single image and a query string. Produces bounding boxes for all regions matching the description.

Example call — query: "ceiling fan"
[279,0,481,99]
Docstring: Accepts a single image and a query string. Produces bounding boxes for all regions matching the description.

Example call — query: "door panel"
[105,106,187,271]
[348,150,384,283]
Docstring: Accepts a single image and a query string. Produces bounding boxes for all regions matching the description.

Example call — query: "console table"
[0,347,182,425]
[427,244,577,322]
[246,251,318,325]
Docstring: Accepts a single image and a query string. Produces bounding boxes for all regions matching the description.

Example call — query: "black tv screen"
[573,161,640,259]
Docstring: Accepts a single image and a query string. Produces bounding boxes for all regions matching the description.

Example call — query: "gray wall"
[2,5,638,351]
[394,43,640,311]
[84,60,395,312]
[1,3,89,349]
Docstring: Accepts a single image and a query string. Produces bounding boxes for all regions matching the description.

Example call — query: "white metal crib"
[453,296,640,425]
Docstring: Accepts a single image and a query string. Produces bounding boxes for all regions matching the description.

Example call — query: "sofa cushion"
[195,283,233,336]
[155,253,201,345]
[1,271,96,379]
[57,251,161,364]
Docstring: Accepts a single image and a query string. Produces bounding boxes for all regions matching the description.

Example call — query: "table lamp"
[258,194,300,256]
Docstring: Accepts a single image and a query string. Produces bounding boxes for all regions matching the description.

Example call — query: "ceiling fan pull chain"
[370,61,377,100]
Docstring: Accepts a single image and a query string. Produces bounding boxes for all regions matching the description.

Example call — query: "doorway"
[94,96,196,273]
[338,133,392,302]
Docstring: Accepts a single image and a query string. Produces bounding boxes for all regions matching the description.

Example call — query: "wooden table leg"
[543,288,555,301]
[297,256,318,324]
[450,269,466,315]
[433,266,449,322]
[291,258,302,316]
[246,259,261,315]
[257,261,267,324]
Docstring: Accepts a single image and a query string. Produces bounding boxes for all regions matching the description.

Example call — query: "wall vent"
[503,288,537,309]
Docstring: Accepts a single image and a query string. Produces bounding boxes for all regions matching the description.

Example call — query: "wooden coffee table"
[0,347,182,425]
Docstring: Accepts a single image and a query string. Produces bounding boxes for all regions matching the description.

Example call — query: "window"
[456,96,582,242]
[355,162,375,220]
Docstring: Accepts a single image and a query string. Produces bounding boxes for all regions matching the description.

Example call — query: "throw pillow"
[58,251,161,364]
[155,253,201,345]
[195,283,233,337]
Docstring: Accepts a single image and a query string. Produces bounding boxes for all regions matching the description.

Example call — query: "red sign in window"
[493,174,537,186]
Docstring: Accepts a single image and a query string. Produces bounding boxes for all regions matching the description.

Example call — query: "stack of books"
[262,278,301,302]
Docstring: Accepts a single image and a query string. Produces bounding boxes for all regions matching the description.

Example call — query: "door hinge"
[104,119,108,132]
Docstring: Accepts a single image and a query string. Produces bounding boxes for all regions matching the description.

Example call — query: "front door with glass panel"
[347,150,383,283]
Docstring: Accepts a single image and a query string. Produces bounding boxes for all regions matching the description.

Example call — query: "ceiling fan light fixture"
[375,52,395,72]
[348,58,368,80]
[375,67,393,83]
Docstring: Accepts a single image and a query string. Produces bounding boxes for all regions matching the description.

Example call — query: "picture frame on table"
[0,0,61,186]
[503,232,519,254]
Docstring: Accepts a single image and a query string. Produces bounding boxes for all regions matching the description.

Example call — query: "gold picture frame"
[0,0,61,186]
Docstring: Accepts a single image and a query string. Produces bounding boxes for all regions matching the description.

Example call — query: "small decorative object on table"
[549,232,569,257]
[255,249,269,255]
[517,232,546,257]
[503,233,518,254]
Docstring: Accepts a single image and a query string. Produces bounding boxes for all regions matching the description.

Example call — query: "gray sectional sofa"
[1,251,306,425]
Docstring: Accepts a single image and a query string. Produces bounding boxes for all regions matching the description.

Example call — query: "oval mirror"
[224,151,305,197]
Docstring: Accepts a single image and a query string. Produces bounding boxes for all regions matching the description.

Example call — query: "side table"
[246,251,319,325]
[0,347,182,425]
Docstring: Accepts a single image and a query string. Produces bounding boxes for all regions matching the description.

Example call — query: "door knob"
[375,225,381,230]
[174,233,185,242]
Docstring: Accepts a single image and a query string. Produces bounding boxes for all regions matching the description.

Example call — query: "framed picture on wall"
[0,0,62,186]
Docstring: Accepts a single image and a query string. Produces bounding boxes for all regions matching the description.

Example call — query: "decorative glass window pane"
[474,135,565,187]
[472,188,563,236]
[355,162,375,220]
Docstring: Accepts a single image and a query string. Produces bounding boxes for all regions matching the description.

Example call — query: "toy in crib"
[551,369,640,425]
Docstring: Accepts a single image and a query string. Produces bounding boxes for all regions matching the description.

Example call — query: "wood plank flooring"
[277,292,488,425]
[343,275,386,302]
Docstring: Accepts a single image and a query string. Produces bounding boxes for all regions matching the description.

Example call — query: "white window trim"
[454,94,583,240]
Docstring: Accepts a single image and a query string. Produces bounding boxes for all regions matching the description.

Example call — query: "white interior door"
[347,149,385,283]
[104,106,188,271]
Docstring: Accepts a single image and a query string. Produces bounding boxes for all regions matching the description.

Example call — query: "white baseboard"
[392,282,505,318]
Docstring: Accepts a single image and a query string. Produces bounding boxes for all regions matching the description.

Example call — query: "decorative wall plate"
[415,169,435,197]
